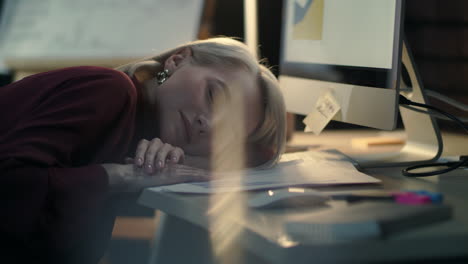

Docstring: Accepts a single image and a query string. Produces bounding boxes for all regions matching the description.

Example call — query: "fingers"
[144,138,164,173]
[135,139,149,167]
[168,147,185,165]
[134,138,185,175]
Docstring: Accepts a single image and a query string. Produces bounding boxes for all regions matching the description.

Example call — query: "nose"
[194,114,211,135]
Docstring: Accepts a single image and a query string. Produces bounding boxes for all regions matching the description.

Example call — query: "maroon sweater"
[0,66,138,262]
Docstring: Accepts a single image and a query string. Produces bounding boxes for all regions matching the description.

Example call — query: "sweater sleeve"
[0,66,137,254]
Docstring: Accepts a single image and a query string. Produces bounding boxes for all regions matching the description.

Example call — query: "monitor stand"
[349,41,444,169]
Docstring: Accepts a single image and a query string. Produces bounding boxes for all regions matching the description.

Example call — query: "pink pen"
[393,192,431,205]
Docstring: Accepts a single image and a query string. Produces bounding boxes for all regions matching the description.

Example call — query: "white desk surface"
[138,130,468,264]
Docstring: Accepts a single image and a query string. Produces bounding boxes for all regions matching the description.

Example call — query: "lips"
[179,111,192,144]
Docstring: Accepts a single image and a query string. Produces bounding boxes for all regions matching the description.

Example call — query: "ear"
[133,60,159,82]
[164,47,192,73]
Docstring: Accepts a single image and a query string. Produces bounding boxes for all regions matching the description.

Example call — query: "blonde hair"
[116,37,286,168]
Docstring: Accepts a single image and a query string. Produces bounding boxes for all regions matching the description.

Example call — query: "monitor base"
[349,41,443,169]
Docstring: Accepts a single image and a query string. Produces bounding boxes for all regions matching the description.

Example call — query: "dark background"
[0,1,466,263]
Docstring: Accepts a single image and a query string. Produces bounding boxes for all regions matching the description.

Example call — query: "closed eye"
[207,84,215,104]
[206,79,228,105]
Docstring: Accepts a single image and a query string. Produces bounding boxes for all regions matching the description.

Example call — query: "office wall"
[405,0,468,127]
[211,0,244,41]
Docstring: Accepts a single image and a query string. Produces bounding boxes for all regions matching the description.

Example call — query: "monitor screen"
[279,0,404,130]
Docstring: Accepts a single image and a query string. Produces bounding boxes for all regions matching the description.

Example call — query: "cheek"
[163,79,202,106]
[157,86,185,109]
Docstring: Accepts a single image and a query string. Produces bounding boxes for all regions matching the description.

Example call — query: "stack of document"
[149,149,381,194]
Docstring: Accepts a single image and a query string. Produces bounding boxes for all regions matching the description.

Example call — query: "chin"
[160,132,183,148]
[158,130,172,144]
[159,118,184,146]
[160,134,174,145]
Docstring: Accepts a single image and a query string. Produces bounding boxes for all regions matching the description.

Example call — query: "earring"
[156,69,170,85]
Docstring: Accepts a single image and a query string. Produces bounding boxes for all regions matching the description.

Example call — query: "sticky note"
[303,90,341,134]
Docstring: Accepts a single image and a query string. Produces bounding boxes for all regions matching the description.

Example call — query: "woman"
[0,37,286,263]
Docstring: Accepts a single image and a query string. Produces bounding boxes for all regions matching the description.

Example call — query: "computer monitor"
[278,0,443,168]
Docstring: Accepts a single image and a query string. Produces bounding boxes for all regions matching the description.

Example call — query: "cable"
[400,104,468,125]
[399,95,468,177]
[425,90,468,112]
[399,95,468,133]
[402,157,468,177]
[400,88,468,112]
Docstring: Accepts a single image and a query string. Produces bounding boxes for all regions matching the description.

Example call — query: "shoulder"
[46,66,137,100]
[20,66,139,117]
[31,66,133,89]
[56,66,133,88]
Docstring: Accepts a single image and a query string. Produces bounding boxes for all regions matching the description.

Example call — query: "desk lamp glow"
[278,0,442,168]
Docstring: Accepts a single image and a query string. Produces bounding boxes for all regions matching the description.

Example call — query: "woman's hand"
[101,163,209,193]
[128,138,185,174]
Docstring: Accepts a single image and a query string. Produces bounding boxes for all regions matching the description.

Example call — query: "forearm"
[101,162,211,193]
[100,163,137,192]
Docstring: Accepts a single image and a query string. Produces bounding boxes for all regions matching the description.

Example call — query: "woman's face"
[149,49,263,157]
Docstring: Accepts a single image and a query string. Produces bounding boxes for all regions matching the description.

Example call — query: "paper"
[303,90,341,134]
[0,0,203,59]
[148,149,380,194]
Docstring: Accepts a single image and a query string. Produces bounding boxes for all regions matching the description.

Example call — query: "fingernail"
[137,158,143,166]
[157,160,163,169]
[171,156,178,163]
[145,164,153,174]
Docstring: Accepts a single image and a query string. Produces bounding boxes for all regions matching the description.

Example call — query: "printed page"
[149,149,380,194]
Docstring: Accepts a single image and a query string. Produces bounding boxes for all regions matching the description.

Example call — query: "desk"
[138,130,468,264]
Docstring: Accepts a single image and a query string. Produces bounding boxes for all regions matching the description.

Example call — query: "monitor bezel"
[279,0,405,91]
